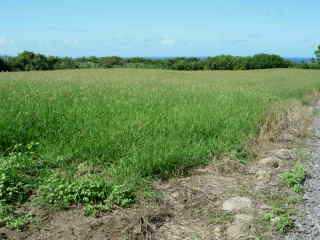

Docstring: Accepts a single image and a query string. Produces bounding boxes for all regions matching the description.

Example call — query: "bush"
[206,55,241,70]
[100,56,125,68]
[248,54,290,69]
[39,174,112,207]
[0,143,40,204]
[307,63,320,69]
[0,171,29,204]
[11,51,52,71]
[0,58,8,72]
[0,58,9,71]
[264,207,294,233]
[39,174,135,210]
[0,203,33,231]
[315,45,320,63]
[281,164,306,193]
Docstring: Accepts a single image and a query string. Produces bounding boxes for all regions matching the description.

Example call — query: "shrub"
[39,174,112,207]
[0,58,9,71]
[0,171,29,204]
[281,164,306,193]
[0,143,40,204]
[0,142,45,207]
[0,203,33,231]
[248,54,290,69]
[315,45,320,63]
[39,174,135,210]
[263,207,294,233]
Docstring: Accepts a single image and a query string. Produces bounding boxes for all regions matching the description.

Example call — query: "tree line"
[1,47,320,72]
[299,45,320,69]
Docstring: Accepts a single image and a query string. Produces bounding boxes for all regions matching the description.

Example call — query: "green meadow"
[0,68,319,220]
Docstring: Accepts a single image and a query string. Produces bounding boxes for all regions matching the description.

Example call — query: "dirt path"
[286,102,320,240]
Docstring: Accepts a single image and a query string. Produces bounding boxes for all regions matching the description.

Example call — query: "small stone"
[226,224,244,240]
[270,149,294,160]
[258,157,280,168]
[171,191,179,199]
[213,226,223,239]
[271,216,281,225]
[257,203,272,210]
[223,197,253,212]
[234,214,253,225]
[226,214,254,239]
[256,170,272,183]
[279,133,295,142]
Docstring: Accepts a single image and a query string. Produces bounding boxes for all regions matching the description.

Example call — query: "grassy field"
[0,68,319,224]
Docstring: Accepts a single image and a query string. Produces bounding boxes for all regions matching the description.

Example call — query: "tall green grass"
[0,69,319,185]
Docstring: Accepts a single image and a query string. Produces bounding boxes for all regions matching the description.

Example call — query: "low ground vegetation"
[0,69,320,233]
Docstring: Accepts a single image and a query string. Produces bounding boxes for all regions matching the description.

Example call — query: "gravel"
[286,106,320,240]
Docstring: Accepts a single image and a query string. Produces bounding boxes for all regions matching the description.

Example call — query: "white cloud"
[63,39,80,47]
[0,37,9,48]
[160,37,176,47]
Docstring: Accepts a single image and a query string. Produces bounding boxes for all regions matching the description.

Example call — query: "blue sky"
[1,0,319,57]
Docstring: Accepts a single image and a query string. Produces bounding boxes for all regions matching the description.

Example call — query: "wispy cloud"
[0,37,10,48]
[247,33,263,40]
[62,39,80,47]
[229,39,249,45]
[160,37,176,47]
[47,25,87,33]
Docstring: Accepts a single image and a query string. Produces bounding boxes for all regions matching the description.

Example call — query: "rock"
[171,191,180,199]
[257,203,272,210]
[279,133,295,142]
[213,226,223,239]
[226,224,244,240]
[256,170,272,183]
[270,149,294,160]
[223,197,253,212]
[258,157,280,169]
[271,216,281,225]
[234,214,253,224]
[226,214,253,240]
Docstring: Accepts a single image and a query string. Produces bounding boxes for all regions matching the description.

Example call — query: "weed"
[0,203,33,231]
[208,210,234,225]
[263,162,306,234]
[287,195,303,204]
[39,174,111,207]
[39,173,135,213]
[276,214,294,233]
[281,164,306,193]
[107,184,136,207]
[0,171,28,204]
[191,233,201,240]
[83,203,111,216]
[263,207,294,233]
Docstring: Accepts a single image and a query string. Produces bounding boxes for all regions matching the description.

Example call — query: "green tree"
[315,45,320,63]
[248,54,289,69]
[100,56,124,68]
[13,51,50,71]
[0,58,9,71]
[53,57,78,70]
